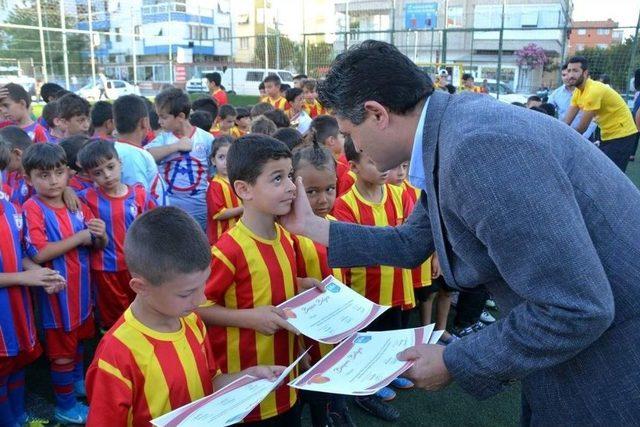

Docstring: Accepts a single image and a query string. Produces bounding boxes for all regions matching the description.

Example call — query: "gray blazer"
[328,91,640,425]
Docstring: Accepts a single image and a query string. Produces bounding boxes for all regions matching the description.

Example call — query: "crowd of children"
[0,72,500,427]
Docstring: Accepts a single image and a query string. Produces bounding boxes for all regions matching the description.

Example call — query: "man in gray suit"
[281,40,640,425]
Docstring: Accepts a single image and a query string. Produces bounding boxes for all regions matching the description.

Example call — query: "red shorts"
[0,344,42,377]
[92,270,134,329]
[44,317,95,361]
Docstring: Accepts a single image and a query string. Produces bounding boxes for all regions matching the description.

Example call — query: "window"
[520,12,538,28]
[596,28,610,35]
[239,37,249,49]
[575,43,585,51]
[246,71,264,82]
[597,43,608,49]
[218,27,230,41]
[577,28,587,35]
[113,81,126,88]
[134,25,141,35]
[115,28,122,42]
[278,71,293,82]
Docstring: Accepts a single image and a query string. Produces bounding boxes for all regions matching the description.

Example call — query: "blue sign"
[405,3,438,30]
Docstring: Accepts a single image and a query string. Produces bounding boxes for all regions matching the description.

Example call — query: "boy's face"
[259,87,266,97]
[302,87,316,102]
[235,157,296,217]
[0,97,28,123]
[86,157,122,192]
[463,78,475,89]
[291,94,304,112]
[264,81,280,98]
[8,148,24,172]
[60,114,90,136]
[212,145,229,177]
[236,116,251,129]
[295,164,336,218]
[26,165,69,201]
[220,115,236,131]
[386,161,408,186]
[136,268,210,319]
[350,153,388,186]
[156,107,181,133]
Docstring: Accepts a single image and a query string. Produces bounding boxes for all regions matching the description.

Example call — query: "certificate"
[151,351,308,427]
[277,275,389,344]
[289,325,439,396]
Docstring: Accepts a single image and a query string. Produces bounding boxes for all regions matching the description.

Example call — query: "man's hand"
[244,365,286,382]
[279,177,330,246]
[86,218,107,240]
[246,305,300,336]
[397,344,453,391]
[297,277,325,292]
[175,137,193,152]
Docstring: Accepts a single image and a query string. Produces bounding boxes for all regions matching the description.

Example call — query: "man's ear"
[233,180,252,201]
[363,101,389,130]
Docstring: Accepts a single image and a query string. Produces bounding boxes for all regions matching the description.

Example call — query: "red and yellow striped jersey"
[205,221,298,422]
[266,96,291,113]
[205,175,241,245]
[230,126,247,138]
[302,100,327,119]
[86,309,218,426]
[400,180,432,288]
[335,154,356,197]
[333,184,415,309]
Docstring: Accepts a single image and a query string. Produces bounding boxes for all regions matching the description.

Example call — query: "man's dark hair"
[462,73,474,81]
[205,72,222,87]
[307,115,339,145]
[41,82,65,103]
[250,102,275,118]
[343,136,360,162]
[90,101,113,128]
[285,88,303,104]
[293,74,308,81]
[318,40,433,124]
[568,56,588,71]
[250,116,277,135]
[42,101,59,129]
[227,134,291,191]
[219,104,237,120]
[113,95,148,134]
[235,107,250,120]
[22,143,67,176]
[0,126,32,151]
[57,93,90,120]
[192,97,219,120]
[155,88,191,118]
[189,110,213,132]
[263,74,281,86]
[125,206,211,285]
[561,63,568,71]
[77,139,118,171]
[59,135,90,172]
[3,83,31,108]
[527,95,542,103]
[273,128,303,151]
[264,109,290,128]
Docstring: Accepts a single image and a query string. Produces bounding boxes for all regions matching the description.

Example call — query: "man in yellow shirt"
[564,56,639,171]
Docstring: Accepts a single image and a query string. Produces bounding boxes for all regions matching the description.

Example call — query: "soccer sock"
[0,375,16,427]
[7,370,26,419]
[50,360,76,411]
[72,344,84,384]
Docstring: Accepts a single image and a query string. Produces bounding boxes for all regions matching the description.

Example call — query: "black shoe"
[453,321,485,338]
[328,406,357,427]
[354,395,400,422]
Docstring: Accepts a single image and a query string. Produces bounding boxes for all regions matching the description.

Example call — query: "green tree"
[253,33,335,77]
[578,36,640,93]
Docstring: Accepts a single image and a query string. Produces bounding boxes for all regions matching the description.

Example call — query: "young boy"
[21,143,107,424]
[90,101,115,141]
[189,110,214,132]
[112,95,168,206]
[0,83,48,143]
[197,135,320,426]
[0,125,35,205]
[192,97,219,127]
[55,93,91,137]
[42,101,64,143]
[232,107,251,138]
[206,72,228,107]
[263,75,290,113]
[333,138,415,419]
[212,104,237,137]
[86,206,284,425]
[78,139,156,330]
[0,142,66,427]
[146,88,213,228]
[301,80,326,119]
[59,135,93,192]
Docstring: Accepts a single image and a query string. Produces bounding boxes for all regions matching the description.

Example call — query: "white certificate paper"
[277,275,389,344]
[151,351,308,427]
[289,325,438,396]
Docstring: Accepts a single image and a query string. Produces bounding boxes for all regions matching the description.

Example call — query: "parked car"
[186,69,217,93]
[76,79,140,101]
[186,68,296,97]
[476,79,530,105]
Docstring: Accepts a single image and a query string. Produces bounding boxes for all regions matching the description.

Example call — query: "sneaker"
[453,321,485,338]
[480,310,496,324]
[374,386,396,401]
[54,402,89,425]
[328,406,356,427]
[390,377,414,389]
[485,298,497,309]
[354,396,400,422]
[438,334,460,346]
[74,380,87,398]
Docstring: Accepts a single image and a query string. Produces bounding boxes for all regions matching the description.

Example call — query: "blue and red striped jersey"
[79,184,156,272]
[69,175,94,193]
[6,171,35,206]
[23,196,94,331]
[0,191,38,357]
[22,122,48,143]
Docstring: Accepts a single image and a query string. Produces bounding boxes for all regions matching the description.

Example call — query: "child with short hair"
[231,107,251,137]
[0,141,66,427]
[0,83,48,143]
[21,143,107,424]
[333,138,415,420]
[42,100,63,143]
[189,110,214,132]
[192,97,219,126]
[206,72,228,106]
[90,101,115,141]
[285,88,312,134]
[206,136,242,245]
[258,81,267,101]
[307,116,352,196]
[56,93,91,137]
[77,139,156,330]
[301,80,327,119]
[212,104,237,137]
[273,127,304,151]
[264,109,290,129]
[197,135,320,426]
[251,115,277,136]
[146,88,213,228]
[86,206,284,425]
[0,125,35,205]
[59,135,93,192]
[263,75,290,112]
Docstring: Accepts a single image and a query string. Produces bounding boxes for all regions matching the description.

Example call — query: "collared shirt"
[408,97,430,190]
[548,85,597,139]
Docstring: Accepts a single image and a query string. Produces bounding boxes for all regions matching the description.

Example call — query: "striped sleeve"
[205,238,237,304]
[332,196,357,223]
[206,180,228,219]
[22,200,47,257]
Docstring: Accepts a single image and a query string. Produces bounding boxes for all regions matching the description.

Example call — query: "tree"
[578,37,639,94]
[254,33,300,71]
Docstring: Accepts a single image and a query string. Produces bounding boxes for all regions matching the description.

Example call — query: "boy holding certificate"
[86,207,283,426]
[197,135,320,426]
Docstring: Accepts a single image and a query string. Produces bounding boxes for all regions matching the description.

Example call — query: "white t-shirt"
[114,141,168,206]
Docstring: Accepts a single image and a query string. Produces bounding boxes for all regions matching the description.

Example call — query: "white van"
[219,68,295,96]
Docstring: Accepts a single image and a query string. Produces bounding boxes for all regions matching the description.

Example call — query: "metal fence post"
[626,12,640,98]
[35,0,48,82]
[496,0,506,99]
[60,0,70,89]
[88,0,96,86]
